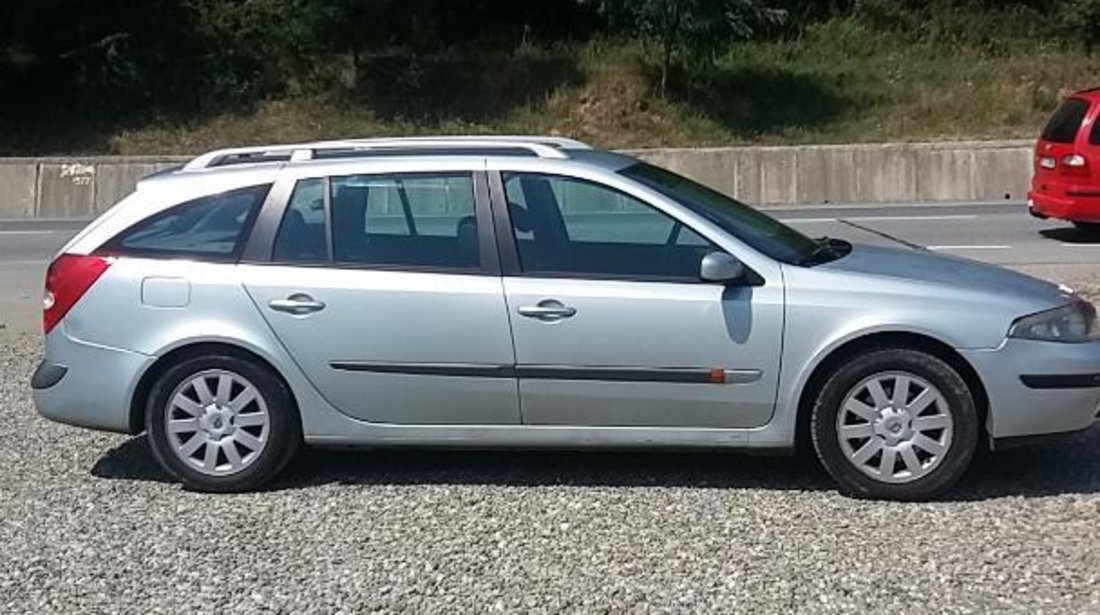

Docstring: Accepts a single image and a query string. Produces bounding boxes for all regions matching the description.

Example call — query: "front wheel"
[1073,221,1100,234]
[811,348,979,500]
[145,353,301,492]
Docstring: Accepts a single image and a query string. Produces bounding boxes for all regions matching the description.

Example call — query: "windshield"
[619,163,821,264]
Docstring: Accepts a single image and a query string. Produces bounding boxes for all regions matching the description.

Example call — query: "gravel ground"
[3,317,1100,613]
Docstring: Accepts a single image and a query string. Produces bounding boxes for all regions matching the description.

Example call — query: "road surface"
[2,201,1098,331]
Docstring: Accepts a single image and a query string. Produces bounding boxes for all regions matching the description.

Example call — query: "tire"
[145,353,302,492]
[1073,221,1100,234]
[811,348,978,501]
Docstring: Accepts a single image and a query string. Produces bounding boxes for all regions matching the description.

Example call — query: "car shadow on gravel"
[92,427,1100,499]
[91,435,835,491]
[946,427,1100,501]
[91,435,174,484]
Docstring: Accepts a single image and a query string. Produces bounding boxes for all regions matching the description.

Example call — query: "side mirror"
[700,251,744,283]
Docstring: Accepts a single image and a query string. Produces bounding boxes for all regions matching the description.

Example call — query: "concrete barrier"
[0,162,36,218]
[0,141,1034,219]
[628,139,1032,206]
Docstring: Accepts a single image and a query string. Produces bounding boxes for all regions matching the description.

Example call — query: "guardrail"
[0,140,1034,218]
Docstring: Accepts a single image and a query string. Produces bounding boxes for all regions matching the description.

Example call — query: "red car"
[1029,88,1100,233]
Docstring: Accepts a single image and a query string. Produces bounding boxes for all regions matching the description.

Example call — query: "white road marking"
[926,245,1011,251]
[783,215,979,224]
[0,230,70,236]
[0,260,48,266]
[1059,243,1100,247]
[764,200,1022,212]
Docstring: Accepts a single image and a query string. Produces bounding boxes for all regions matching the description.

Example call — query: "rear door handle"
[269,293,326,315]
[517,300,576,321]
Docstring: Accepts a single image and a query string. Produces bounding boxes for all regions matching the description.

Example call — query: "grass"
[50,19,1100,155]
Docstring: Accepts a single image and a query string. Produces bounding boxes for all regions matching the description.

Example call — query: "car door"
[492,169,783,429]
[239,164,520,425]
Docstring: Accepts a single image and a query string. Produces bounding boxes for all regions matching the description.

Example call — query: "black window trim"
[243,170,502,276]
[487,170,761,286]
[99,183,272,263]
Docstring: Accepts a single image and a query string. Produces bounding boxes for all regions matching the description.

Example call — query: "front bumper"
[32,327,155,434]
[960,339,1100,440]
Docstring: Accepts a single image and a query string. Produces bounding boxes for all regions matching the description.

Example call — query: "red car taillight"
[1060,153,1090,177]
[43,254,113,334]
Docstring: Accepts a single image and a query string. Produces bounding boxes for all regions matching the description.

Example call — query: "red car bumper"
[1028,189,1100,222]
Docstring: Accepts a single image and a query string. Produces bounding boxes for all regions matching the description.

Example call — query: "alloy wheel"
[164,369,271,476]
[835,371,954,484]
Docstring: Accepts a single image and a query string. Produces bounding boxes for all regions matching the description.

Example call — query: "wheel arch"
[793,331,990,453]
[128,341,300,434]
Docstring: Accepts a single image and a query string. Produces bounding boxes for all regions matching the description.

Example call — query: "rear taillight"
[1061,154,1090,177]
[43,254,113,334]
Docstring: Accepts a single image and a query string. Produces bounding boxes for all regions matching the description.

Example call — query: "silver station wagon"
[32,136,1100,500]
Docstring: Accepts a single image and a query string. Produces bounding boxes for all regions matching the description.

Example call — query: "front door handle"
[269,293,326,315]
[517,299,576,321]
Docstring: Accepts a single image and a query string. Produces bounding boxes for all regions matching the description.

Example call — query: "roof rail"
[183,136,592,170]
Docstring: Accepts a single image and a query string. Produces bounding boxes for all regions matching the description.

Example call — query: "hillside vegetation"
[3,1,1100,154]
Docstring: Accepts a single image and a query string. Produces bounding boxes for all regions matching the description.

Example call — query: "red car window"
[1042,97,1090,143]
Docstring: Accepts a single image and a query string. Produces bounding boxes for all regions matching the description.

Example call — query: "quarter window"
[114,185,269,257]
[503,173,718,280]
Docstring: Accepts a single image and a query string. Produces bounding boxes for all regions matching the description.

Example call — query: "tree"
[1061,0,1100,52]
[592,0,787,97]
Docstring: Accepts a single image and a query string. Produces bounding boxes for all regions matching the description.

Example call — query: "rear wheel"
[811,348,978,500]
[146,353,301,492]
[1073,221,1100,234]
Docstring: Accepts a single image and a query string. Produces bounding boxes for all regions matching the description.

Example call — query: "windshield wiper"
[799,236,845,266]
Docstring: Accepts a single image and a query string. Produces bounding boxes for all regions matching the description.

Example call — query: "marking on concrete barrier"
[60,163,95,187]
[926,245,1010,250]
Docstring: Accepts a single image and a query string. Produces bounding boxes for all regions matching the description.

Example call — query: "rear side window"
[333,173,478,268]
[1042,98,1090,144]
[272,172,481,270]
[113,185,269,258]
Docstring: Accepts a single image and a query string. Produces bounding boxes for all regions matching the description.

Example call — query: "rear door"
[239,162,520,425]
[491,168,784,429]
[1034,96,1096,198]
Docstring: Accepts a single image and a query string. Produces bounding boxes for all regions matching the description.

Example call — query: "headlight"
[1008,300,1100,343]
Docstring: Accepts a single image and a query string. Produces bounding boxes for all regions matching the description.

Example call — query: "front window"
[503,172,720,280]
[619,163,826,265]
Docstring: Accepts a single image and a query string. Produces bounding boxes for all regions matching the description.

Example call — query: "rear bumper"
[32,327,154,434]
[960,340,1100,440]
[1029,189,1100,222]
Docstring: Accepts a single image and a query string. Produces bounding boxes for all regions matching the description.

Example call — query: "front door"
[496,171,783,429]
[241,169,520,425]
